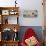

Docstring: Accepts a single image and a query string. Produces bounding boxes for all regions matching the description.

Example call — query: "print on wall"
[23,10,38,18]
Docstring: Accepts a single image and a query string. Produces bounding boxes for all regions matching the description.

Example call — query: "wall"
[18,0,44,26]
[0,0,44,26]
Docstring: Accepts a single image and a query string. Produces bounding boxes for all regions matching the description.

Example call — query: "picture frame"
[2,10,9,15]
[23,10,38,18]
[9,10,17,15]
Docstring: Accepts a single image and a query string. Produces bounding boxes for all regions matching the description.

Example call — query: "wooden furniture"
[43,0,46,26]
[0,7,19,46]
[43,0,46,46]
[0,41,2,46]
[44,29,46,46]
[0,24,19,32]
[0,7,19,24]
[2,41,19,46]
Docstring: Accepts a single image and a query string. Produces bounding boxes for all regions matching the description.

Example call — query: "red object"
[21,28,41,46]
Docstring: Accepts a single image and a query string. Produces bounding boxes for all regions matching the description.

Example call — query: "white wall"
[0,0,44,26]
[18,0,44,26]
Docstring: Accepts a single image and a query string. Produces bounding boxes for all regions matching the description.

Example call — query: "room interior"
[0,0,45,46]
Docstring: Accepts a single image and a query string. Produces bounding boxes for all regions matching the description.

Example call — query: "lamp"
[15,0,17,7]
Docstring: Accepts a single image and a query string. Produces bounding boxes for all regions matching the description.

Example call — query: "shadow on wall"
[18,26,43,44]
